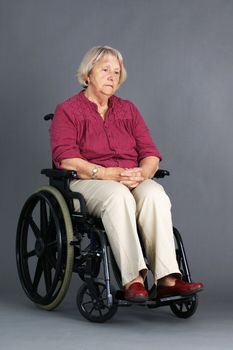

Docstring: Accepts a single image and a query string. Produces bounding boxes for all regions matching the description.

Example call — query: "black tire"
[16,186,74,310]
[170,295,198,318]
[77,281,118,322]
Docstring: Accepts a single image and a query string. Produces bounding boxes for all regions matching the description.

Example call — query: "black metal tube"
[173,227,192,282]
[95,229,113,306]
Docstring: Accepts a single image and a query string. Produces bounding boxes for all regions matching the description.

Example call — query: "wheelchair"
[16,113,199,323]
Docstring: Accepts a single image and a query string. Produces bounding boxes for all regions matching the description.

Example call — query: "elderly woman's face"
[87,54,121,97]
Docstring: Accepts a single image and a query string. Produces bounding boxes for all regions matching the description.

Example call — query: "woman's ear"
[86,76,90,85]
[84,75,90,87]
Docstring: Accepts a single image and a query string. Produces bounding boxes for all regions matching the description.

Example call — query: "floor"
[1,289,232,350]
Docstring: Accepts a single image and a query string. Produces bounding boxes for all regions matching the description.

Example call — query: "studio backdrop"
[0,0,233,300]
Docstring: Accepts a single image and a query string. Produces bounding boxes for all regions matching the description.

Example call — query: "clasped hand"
[103,167,145,189]
[119,167,145,189]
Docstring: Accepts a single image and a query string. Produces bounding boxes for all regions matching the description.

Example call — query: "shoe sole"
[157,287,203,299]
[180,287,204,296]
[124,296,149,303]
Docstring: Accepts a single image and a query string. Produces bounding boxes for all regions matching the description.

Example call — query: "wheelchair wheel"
[16,186,74,310]
[76,281,118,322]
[170,295,198,318]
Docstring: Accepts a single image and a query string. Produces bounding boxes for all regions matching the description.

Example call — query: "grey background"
[0,0,233,348]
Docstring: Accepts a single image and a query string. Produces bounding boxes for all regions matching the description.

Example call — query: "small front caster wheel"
[170,295,198,318]
[76,281,118,323]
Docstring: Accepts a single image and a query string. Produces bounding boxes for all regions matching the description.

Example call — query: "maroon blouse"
[50,91,162,169]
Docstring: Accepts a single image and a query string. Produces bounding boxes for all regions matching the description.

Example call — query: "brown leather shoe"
[157,279,203,298]
[124,282,149,303]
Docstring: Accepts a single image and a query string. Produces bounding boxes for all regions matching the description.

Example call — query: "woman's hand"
[99,167,126,181]
[99,167,144,188]
[118,155,160,189]
[119,168,145,189]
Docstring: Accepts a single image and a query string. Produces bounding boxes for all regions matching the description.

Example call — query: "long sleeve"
[50,104,83,168]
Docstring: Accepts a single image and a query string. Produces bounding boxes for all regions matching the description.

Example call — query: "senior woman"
[50,46,203,302]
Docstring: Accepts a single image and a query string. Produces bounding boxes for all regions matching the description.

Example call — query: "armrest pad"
[41,168,78,179]
[153,169,170,178]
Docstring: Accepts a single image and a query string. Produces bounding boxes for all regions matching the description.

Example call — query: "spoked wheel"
[170,295,198,318]
[16,186,74,310]
[77,281,118,322]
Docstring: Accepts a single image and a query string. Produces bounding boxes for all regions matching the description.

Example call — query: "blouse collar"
[80,90,114,111]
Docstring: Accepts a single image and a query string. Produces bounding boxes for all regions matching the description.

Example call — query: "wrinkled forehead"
[94,53,121,69]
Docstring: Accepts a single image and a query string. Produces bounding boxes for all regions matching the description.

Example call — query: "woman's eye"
[115,71,120,75]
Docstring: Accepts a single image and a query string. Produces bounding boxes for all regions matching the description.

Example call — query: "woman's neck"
[84,88,110,118]
[84,88,109,108]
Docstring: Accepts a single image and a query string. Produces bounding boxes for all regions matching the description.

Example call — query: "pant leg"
[70,179,147,286]
[132,179,181,283]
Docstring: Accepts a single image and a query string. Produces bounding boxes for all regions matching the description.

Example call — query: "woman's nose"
[107,73,114,81]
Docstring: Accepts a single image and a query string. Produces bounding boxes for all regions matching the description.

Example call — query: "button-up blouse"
[50,91,162,169]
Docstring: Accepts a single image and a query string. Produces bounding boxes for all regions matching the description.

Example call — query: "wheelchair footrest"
[115,290,197,308]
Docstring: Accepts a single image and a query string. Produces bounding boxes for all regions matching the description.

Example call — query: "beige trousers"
[70,179,181,286]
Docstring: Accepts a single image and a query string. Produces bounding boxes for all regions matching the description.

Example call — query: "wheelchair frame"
[16,115,199,323]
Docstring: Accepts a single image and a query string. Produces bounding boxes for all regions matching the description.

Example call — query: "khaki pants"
[70,179,181,286]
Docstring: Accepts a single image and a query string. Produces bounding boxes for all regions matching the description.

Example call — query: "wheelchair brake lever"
[154,169,170,178]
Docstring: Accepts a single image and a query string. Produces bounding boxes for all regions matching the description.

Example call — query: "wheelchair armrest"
[44,113,54,121]
[153,169,170,178]
[41,168,78,179]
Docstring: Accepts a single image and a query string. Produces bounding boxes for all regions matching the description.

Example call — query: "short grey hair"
[77,45,127,87]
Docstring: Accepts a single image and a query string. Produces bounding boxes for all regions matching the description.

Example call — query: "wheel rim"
[173,300,193,313]
[16,191,67,305]
[170,295,198,318]
[77,282,117,322]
